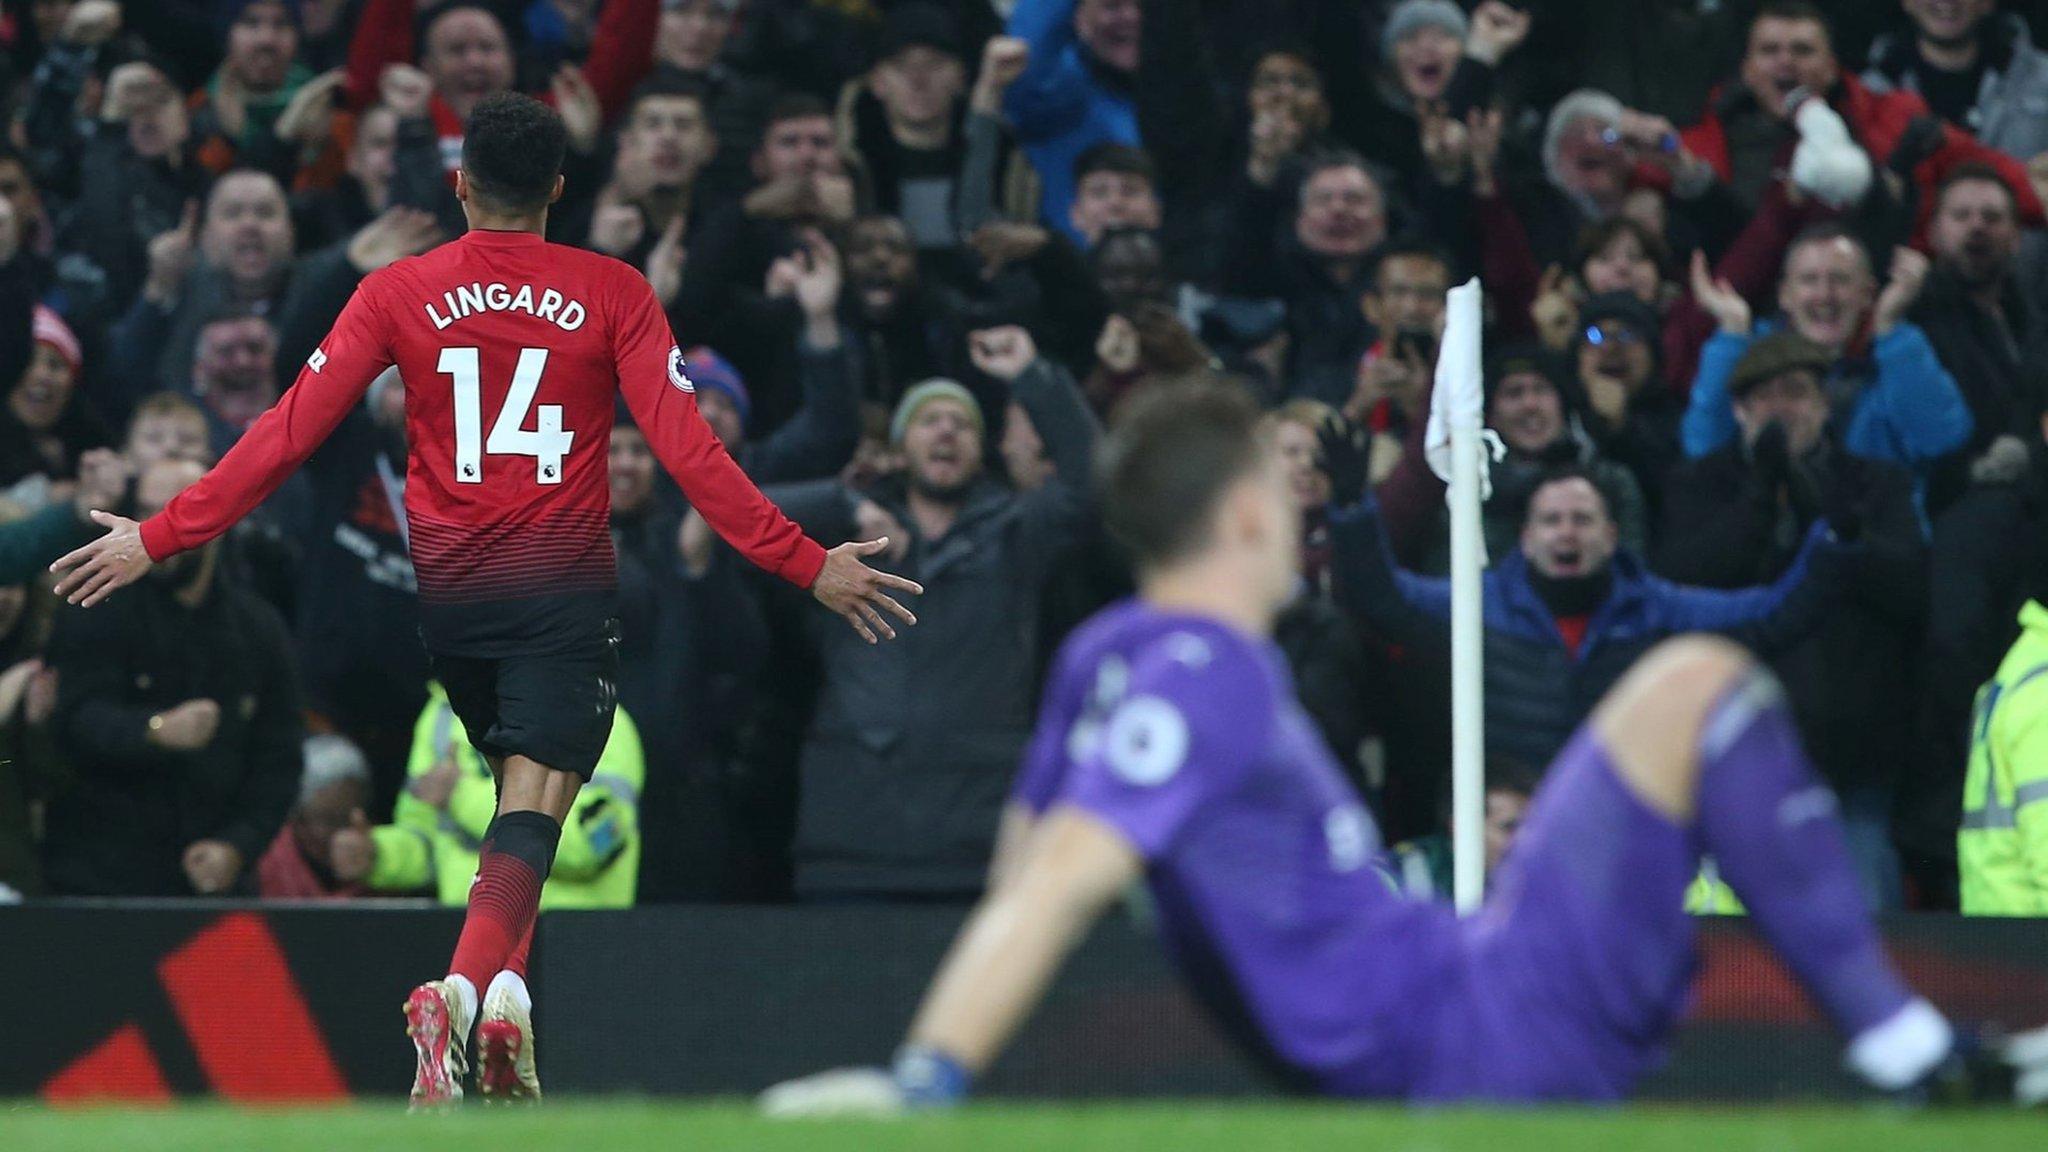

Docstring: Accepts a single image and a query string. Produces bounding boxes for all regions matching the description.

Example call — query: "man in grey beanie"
[1382,0,1470,106]
[1317,0,1526,207]
[766,326,1101,901]
[1382,0,1468,62]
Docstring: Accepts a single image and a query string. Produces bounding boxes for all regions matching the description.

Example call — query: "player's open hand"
[812,538,921,644]
[760,1067,905,1118]
[49,511,154,607]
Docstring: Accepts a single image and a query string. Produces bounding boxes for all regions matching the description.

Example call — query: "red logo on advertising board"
[41,913,349,1102]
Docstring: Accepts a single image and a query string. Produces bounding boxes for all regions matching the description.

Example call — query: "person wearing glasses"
[1566,291,1685,519]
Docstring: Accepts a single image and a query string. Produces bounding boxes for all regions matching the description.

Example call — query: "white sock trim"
[485,970,533,1015]
[1846,998,1953,1090]
[444,973,479,1028]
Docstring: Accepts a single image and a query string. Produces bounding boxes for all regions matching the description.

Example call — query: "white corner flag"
[1427,279,1492,914]
[1423,279,1495,497]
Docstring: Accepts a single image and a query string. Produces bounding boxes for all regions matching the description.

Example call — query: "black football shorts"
[428,619,620,781]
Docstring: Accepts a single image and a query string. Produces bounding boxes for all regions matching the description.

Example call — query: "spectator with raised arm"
[692,232,860,485]
[1237,43,1333,197]
[565,76,719,286]
[1379,347,1650,575]
[290,100,398,252]
[769,326,1099,899]
[107,170,437,419]
[1224,150,1389,406]
[1330,465,1841,775]
[1003,0,1140,244]
[1684,223,1972,503]
[1331,0,1532,197]
[673,93,858,419]
[42,57,209,321]
[841,5,1014,254]
[185,0,316,183]
[341,0,660,167]
[1562,292,1684,515]
[1678,1,2042,230]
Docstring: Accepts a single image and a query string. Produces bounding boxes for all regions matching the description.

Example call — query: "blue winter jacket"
[1682,319,1972,478]
[1331,502,1838,768]
[1004,0,1140,245]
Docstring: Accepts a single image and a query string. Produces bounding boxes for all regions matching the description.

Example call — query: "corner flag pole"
[1427,280,1490,914]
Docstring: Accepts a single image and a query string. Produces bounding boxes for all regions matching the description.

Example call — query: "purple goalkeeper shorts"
[1403,729,1703,1102]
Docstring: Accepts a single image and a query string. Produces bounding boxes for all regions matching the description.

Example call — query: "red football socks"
[447,811,560,994]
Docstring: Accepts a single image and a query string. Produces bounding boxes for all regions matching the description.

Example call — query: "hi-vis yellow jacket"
[366,682,643,908]
[1960,601,2048,915]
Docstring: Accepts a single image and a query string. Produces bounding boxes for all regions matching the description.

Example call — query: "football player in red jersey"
[52,93,920,1108]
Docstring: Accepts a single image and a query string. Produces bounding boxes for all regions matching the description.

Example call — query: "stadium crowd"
[0,0,2045,913]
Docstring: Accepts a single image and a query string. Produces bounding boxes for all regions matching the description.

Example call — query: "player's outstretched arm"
[54,286,394,606]
[809,537,923,644]
[49,511,151,607]
[760,807,1138,1117]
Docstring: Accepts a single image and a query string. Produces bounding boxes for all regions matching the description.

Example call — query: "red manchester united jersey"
[140,228,827,655]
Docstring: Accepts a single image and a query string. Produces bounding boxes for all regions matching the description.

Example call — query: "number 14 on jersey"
[439,346,576,484]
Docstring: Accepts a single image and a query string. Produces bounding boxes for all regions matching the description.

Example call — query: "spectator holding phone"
[1342,239,1452,486]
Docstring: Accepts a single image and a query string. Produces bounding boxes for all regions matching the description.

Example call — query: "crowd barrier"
[2,903,2044,1102]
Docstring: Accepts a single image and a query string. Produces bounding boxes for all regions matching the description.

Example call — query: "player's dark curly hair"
[1099,379,1267,568]
[460,93,567,213]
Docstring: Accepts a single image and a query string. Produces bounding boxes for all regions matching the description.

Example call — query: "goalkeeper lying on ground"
[763,383,2048,1112]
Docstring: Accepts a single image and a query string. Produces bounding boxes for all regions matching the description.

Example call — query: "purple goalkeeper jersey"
[1017,601,1463,1095]
[1018,600,1701,1100]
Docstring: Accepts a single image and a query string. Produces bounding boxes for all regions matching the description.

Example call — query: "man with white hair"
[256,734,374,899]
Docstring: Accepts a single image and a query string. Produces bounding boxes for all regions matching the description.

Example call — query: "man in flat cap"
[1657,329,1925,910]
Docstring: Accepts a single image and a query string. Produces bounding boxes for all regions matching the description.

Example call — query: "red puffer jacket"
[1680,73,2045,237]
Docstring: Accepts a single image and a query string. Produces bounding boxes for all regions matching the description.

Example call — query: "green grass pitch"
[3,1102,2044,1152]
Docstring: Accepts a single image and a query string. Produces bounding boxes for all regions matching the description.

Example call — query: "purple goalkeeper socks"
[1694,670,1915,1039]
